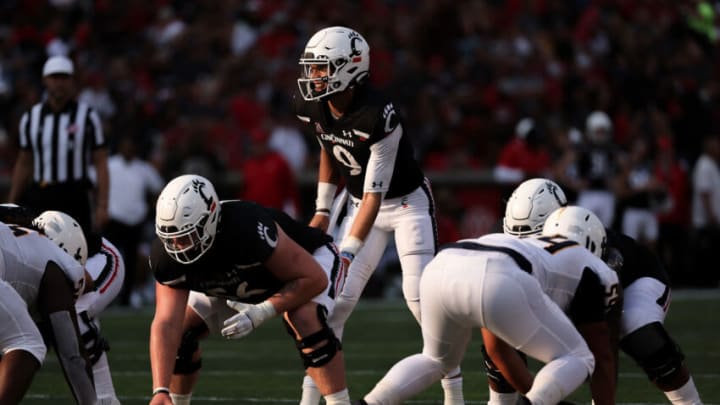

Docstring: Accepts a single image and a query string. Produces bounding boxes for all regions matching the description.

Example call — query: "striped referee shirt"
[18,100,105,185]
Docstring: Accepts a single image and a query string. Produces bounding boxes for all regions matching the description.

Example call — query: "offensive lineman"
[148,174,351,405]
[294,26,463,405]
[354,228,620,405]
[492,178,703,405]
[0,220,96,404]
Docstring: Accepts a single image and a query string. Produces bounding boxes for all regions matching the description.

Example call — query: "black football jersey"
[605,229,670,288]
[149,200,333,304]
[293,86,424,199]
[577,145,617,190]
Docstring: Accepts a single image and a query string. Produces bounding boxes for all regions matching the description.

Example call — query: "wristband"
[152,387,170,396]
[340,235,364,256]
[316,182,337,211]
[315,208,330,217]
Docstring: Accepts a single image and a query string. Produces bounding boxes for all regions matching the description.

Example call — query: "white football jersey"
[0,222,86,312]
[449,233,620,323]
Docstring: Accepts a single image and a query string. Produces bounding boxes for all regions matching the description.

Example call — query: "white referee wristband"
[152,387,170,396]
[340,236,364,256]
[316,182,337,212]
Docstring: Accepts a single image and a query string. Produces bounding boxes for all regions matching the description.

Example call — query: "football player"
[0,219,96,404]
[0,205,126,405]
[354,227,620,405]
[490,178,703,405]
[148,175,351,405]
[294,26,463,405]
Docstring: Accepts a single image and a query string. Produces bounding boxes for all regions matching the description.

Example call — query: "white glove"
[221,300,277,339]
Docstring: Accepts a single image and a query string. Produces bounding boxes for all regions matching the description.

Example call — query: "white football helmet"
[297,26,370,101]
[585,110,612,143]
[33,210,88,265]
[156,174,220,264]
[503,178,568,237]
[542,206,607,258]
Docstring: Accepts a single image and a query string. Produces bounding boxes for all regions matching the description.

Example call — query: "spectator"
[493,117,551,185]
[690,133,720,286]
[105,133,165,308]
[7,55,109,236]
[654,135,691,285]
[236,127,301,218]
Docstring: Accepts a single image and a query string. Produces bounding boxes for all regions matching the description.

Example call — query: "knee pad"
[78,311,109,365]
[481,345,518,393]
[173,325,206,375]
[620,322,684,385]
[284,305,342,369]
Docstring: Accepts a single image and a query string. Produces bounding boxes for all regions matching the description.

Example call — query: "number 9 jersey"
[292,86,424,199]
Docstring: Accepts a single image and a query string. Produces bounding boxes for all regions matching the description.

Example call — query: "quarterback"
[294,26,463,405]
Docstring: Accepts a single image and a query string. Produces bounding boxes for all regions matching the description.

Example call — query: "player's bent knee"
[173,325,206,375]
[620,321,684,385]
[284,305,342,368]
[481,345,517,393]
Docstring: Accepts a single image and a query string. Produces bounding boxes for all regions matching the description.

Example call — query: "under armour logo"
[372,181,383,188]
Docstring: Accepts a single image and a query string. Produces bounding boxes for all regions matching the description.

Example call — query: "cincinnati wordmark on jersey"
[293,86,424,199]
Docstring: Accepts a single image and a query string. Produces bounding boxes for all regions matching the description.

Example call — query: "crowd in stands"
[1,0,719,287]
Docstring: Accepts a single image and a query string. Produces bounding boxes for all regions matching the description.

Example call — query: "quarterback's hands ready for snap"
[339,235,363,272]
[340,250,354,272]
[222,300,277,339]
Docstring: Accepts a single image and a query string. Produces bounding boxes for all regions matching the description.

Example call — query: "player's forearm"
[149,320,182,388]
[346,192,381,243]
[269,275,327,313]
[581,323,617,405]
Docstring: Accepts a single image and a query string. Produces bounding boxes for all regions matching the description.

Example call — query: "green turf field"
[24,291,719,404]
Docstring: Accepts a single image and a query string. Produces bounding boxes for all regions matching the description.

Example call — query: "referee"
[8,55,109,235]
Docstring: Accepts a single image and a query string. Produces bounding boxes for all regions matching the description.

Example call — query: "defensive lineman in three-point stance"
[489,178,703,405]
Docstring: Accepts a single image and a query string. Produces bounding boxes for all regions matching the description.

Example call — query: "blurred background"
[1,0,720,303]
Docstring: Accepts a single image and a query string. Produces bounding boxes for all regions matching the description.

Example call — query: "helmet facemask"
[155,175,220,264]
[156,212,215,264]
[297,26,369,101]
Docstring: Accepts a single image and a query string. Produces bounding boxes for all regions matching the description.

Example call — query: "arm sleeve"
[363,124,402,195]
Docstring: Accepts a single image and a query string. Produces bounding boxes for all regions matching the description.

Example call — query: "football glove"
[340,250,355,272]
[221,300,276,339]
